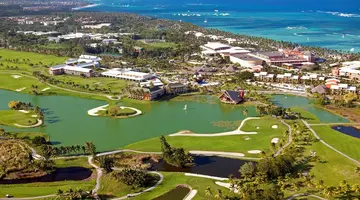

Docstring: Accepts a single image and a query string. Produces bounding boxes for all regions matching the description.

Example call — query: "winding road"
[274,120,292,157]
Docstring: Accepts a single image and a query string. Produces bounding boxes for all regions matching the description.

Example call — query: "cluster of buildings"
[332,61,360,81]
[200,42,316,69]
[49,55,101,77]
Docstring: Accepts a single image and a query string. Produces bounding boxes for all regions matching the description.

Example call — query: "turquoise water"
[0,89,347,151]
[82,0,360,52]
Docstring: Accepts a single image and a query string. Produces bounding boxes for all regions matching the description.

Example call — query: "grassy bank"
[0,157,95,198]
[0,110,38,128]
[312,125,360,161]
[125,118,287,157]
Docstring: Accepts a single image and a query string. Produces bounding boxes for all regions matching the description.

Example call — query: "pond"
[150,156,248,178]
[152,186,190,200]
[0,90,256,151]
[0,167,92,184]
[332,126,360,139]
[0,90,348,151]
[272,95,348,123]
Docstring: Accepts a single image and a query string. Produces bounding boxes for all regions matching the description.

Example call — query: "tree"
[205,186,213,196]
[97,156,114,173]
[85,142,96,158]
[112,168,151,189]
[239,162,256,178]
[8,101,21,110]
[323,186,337,198]
[214,189,223,199]
[32,136,47,146]
[243,109,249,118]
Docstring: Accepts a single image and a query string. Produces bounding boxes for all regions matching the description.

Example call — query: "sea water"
[81,0,360,52]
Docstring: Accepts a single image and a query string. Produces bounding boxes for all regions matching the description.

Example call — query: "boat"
[184,105,187,110]
[204,18,208,23]
[350,48,355,52]
[342,34,345,38]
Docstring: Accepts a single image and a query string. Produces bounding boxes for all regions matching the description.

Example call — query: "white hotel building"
[101,68,154,82]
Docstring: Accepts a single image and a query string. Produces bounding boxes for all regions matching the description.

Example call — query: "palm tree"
[323,186,337,198]
[214,189,223,199]
[351,184,360,194]
[355,167,360,174]
[205,186,212,196]
[243,109,249,118]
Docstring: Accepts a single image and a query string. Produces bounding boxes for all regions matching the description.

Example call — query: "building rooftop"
[230,54,263,61]
[203,42,231,50]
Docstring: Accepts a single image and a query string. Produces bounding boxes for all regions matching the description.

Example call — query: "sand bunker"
[247,150,262,154]
[18,110,30,113]
[271,125,278,129]
[41,87,50,92]
[16,87,26,92]
[256,126,260,129]
[271,138,279,143]
[244,137,250,140]
[31,115,38,118]
[12,75,21,79]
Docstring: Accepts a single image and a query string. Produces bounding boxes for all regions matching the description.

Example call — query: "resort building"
[200,42,250,57]
[219,90,245,104]
[249,50,310,65]
[336,61,360,81]
[166,83,187,95]
[49,55,100,77]
[142,87,165,100]
[82,23,111,29]
[311,85,328,94]
[229,54,264,68]
[101,68,154,82]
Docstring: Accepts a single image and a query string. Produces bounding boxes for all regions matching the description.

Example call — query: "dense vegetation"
[160,136,193,168]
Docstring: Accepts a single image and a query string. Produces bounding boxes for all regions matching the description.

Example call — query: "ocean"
[81,0,360,52]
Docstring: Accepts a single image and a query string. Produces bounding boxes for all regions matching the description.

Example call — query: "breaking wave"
[286,26,308,30]
[317,11,360,18]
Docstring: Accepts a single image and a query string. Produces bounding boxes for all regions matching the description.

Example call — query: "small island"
[88,104,142,118]
[0,101,44,128]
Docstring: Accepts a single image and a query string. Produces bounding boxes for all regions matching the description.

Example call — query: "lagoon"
[0,90,347,151]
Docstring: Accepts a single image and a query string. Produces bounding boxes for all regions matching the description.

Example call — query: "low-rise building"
[219,90,245,104]
[166,83,187,94]
[229,54,264,68]
[101,68,154,82]
[143,86,165,100]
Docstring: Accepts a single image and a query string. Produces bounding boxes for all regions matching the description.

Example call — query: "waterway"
[150,156,246,178]
[0,167,92,184]
[332,126,360,139]
[0,90,347,151]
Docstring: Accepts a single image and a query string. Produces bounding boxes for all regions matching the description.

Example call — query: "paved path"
[274,120,292,157]
[302,120,360,166]
[308,123,360,126]
[184,173,229,181]
[286,193,326,200]
[169,117,260,137]
[88,156,103,195]
[111,171,164,200]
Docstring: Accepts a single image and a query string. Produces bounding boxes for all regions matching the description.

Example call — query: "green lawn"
[131,172,232,200]
[290,107,321,124]
[312,126,360,161]
[303,139,360,185]
[0,49,66,73]
[0,110,38,128]
[0,157,95,198]
[125,118,288,157]
[0,73,50,94]
[145,42,177,49]
[39,43,71,50]
[10,131,50,141]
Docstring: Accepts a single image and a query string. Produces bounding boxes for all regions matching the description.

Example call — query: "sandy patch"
[31,115,38,118]
[16,87,26,92]
[189,150,245,158]
[244,137,250,140]
[12,75,21,79]
[247,150,262,154]
[271,138,279,143]
[271,125,278,129]
[256,126,260,129]
[41,87,50,92]
[216,182,239,193]
[18,110,30,113]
